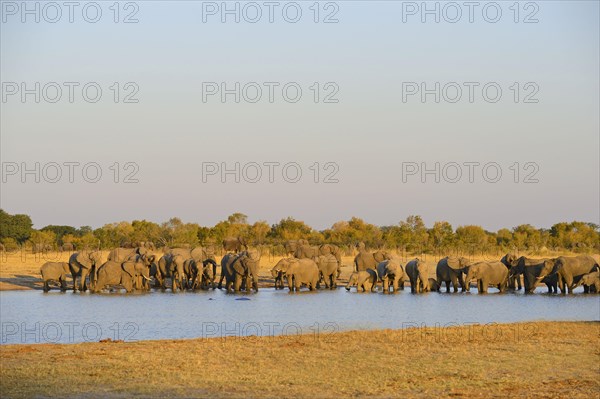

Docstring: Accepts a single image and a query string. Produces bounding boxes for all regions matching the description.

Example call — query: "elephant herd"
[349,248,599,294]
[39,242,600,295]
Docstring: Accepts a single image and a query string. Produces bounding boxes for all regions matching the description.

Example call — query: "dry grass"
[1,249,598,291]
[0,321,598,398]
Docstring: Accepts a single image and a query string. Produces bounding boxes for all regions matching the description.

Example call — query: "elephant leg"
[499,281,506,293]
[80,269,89,292]
[43,280,49,292]
[564,276,574,294]
[558,275,566,294]
[450,275,458,293]
[245,276,252,293]
[60,277,67,292]
[89,266,97,290]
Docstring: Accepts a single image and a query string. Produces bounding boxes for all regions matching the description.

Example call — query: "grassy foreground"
[1,321,598,398]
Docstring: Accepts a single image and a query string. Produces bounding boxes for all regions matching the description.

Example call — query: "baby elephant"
[578,270,599,293]
[346,270,377,292]
[40,262,71,292]
[377,259,405,293]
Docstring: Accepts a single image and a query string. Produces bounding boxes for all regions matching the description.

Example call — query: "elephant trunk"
[464,274,472,291]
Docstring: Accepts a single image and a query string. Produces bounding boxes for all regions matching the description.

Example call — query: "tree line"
[1,210,598,255]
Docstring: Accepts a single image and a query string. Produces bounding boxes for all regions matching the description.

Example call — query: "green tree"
[249,221,270,245]
[428,221,454,251]
[130,220,161,244]
[455,225,488,253]
[269,217,314,241]
[496,228,513,248]
[40,225,78,243]
[0,209,33,243]
[29,230,57,248]
[160,218,199,247]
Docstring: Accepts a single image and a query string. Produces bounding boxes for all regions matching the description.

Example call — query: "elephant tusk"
[142,275,151,281]
[535,275,546,281]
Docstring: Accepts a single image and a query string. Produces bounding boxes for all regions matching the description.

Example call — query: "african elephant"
[219,253,235,290]
[270,258,296,289]
[284,239,308,256]
[463,261,508,294]
[315,254,339,289]
[68,250,102,292]
[153,255,173,289]
[232,250,261,292]
[576,270,600,293]
[551,255,599,294]
[353,247,378,272]
[405,258,432,293]
[60,242,75,252]
[183,258,195,289]
[436,257,470,293]
[122,259,152,291]
[93,261,136,293]
[128,253,156,290]
[40,262,70,292]
[184,258,218,290]
[500,253,522,290]
[32,243,53,254]
[294,244,320,260]
[372,250,392,263]
[511,257,559,293]
[345,270,377,292]
[108,247,150,263]
[219,252,247,292]
[286,258,319,292]
[319,244,342,274]
[197,259,218,289]
[222,237,247,253]
[138,241,156,250]
[377,259,404,293]
[427,278,441,292]
[169,254,186,291]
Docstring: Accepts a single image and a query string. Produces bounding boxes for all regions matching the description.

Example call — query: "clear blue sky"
[1,1,598,230]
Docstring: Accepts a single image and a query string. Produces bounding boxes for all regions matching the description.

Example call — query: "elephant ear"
[76,252,91,268]
[121,262,135,278]
[92,251,103,264]
[233,256,246,275]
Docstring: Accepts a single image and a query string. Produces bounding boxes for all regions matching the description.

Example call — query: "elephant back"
[108,248,136,262]
[167,248,192,259]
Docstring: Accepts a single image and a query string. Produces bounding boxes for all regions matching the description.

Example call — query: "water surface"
[1,287,598,344]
